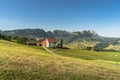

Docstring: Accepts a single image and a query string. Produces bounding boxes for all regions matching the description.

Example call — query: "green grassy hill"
[0,39,120,80]
[53,49,120,62]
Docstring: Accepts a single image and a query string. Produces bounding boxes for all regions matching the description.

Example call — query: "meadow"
[53,49,120,62]
[0,39,120,80]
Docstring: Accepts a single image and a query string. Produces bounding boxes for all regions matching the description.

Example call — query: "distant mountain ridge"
[0,29,119,42]
[0,29,120,50]
[0,29,101,42]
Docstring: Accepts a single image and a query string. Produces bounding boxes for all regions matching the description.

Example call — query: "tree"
[60,38,63,48]
[94,42,109,51]
[16,37,28,44]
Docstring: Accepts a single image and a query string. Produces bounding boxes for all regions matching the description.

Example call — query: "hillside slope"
[0,39,120,80]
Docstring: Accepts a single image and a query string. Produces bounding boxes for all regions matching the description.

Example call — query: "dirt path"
[43,47,56,55]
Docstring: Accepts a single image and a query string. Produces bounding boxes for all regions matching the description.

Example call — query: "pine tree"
[60,38,63,48]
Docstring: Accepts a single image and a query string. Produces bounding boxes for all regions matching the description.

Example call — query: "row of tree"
[0,33,28,44]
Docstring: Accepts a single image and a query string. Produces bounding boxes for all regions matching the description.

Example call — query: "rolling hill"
[0,39,120,80]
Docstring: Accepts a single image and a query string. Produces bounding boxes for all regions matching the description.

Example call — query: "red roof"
[47,38,57,42]
[37,39,44,42]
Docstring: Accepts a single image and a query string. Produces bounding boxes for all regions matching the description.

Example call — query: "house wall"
[36,42,42,46]
[46,39,49,47]
[41,40,46,47]
[49,42,56,47]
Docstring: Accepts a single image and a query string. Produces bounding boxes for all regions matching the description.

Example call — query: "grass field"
[0,39,120,80]
[53,49,120,62]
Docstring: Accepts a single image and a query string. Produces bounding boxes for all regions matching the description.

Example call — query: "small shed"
[26,39,36,45]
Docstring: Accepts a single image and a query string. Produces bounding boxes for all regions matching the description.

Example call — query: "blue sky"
[0,0,120,37]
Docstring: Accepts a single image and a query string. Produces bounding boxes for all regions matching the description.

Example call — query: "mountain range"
[0,29,120,50]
